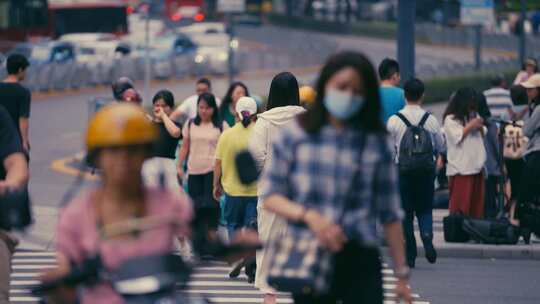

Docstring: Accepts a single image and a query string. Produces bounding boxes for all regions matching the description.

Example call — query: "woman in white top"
[249,72,305,304]
[443,88,487,219]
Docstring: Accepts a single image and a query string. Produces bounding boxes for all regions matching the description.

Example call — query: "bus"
[0,0,128,51]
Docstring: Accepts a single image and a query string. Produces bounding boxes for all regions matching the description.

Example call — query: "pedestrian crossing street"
[10,250,430,304]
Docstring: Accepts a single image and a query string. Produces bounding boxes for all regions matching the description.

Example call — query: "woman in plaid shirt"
[259,52,412,304]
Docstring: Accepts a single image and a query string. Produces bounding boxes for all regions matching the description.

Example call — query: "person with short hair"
[0,54,31,155]
[483,75,514,119]
[152,90,182,158]
[170,78,222,122]
[0,105,29,304]
[378,58,406,123]
[387,78,444,268]
[111,77,134,102]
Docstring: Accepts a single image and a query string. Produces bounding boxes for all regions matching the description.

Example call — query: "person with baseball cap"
[213,97,258,238]
[213,96,258,280]
[515,73,540,241]
[514,58,539,85]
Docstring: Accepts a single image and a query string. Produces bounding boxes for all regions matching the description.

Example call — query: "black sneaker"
[424,240,437,264]
[229,260,244,278]
[407,257,416,268]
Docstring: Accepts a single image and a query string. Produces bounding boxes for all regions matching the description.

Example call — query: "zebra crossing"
[10,250,430,304]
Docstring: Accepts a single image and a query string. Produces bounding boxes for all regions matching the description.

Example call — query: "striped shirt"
[259,120,404,247]
[483,87,513,119]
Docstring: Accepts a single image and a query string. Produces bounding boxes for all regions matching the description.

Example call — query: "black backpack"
[396,112,435,173]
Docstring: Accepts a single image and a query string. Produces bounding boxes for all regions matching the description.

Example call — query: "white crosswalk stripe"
[10,250,430,303]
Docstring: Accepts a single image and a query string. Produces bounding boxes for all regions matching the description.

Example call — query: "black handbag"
[443,213,469,243]
[462,218,519,245]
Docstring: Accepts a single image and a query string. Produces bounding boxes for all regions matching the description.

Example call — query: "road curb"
[387,240,540,261]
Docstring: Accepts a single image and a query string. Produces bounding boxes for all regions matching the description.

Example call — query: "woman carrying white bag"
[249,72,306,304]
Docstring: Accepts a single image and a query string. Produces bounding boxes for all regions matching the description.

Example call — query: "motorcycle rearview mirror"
[235,150,259,185]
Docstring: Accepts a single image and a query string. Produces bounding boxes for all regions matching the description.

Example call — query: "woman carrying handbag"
[258,51,412,304]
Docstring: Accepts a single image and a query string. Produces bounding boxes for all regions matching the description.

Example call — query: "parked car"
[59,33,117,44]
[139,34,198,79]
[180,22,227,36]
[9,41,76,66]
[190,33,236,75]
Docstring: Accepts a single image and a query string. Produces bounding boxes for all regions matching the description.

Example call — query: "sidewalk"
[412,210,540,260]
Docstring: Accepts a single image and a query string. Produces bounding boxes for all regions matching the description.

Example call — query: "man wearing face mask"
[379,58,406,124]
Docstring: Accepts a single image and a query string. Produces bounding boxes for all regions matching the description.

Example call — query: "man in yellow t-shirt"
[213,96,258,241]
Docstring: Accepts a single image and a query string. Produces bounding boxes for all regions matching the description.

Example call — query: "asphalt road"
[410,258,540,304]
[28,71,320,208]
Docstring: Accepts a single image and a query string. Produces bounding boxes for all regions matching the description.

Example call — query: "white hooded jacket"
[249,106,305,185]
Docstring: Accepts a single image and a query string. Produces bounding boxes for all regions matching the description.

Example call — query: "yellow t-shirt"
[215,123,258,196]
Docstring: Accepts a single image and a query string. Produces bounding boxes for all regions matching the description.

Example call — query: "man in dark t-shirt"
[0,105,28,303]
[0,54,31,154]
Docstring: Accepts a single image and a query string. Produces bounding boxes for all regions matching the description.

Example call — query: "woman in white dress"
[249,72,306,304]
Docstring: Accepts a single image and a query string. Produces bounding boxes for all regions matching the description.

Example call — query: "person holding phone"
[443,88,487,219]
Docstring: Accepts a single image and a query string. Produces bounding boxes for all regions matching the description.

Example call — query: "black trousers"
[293,243,383,304]
[484,175,500,219]
[187,171,215,206]
[505,158,525,200]
[517,152,540,207]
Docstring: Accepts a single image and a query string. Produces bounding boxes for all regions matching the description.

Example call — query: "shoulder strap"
[419,112,431,127]
[395,112,412,127]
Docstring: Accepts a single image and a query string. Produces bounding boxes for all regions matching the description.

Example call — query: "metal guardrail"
[0,46,336,93]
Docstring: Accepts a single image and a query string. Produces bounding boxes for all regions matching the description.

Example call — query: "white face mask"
[323,89,365,120]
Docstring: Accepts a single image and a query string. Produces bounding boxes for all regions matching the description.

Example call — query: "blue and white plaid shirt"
[259,120,404,247]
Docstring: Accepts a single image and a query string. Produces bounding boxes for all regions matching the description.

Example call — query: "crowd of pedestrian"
[1,49,540,304]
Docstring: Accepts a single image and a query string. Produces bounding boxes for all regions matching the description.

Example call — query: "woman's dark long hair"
[443,87,478,125]
[220,82,250,117]
[266,72,300,111]
[194,93,222,129]
[298,51,385,133]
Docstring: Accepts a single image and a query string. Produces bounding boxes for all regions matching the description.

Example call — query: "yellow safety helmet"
[299,86,316,105]
[86,103,157,154]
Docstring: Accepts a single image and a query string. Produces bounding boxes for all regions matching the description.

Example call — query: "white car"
[190,33,237,75]
[59,33,117,44]
[180,22,227,36]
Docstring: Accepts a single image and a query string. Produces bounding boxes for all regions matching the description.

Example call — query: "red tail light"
[194,13,205,22]
[172,12,182,22]
[127,6,135,15]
